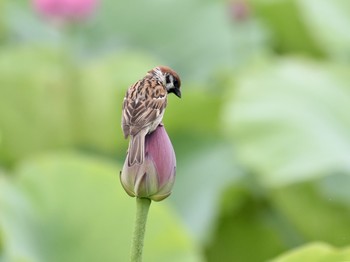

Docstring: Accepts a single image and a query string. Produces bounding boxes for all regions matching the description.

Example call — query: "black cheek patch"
[165,75,171,84]
[173,79,179,88]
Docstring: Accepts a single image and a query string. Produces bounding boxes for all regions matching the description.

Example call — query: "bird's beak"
[174,88,181,98]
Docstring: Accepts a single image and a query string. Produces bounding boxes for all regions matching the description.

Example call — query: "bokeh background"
[1,0,350,261]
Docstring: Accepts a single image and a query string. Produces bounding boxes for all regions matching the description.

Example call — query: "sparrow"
[122,66,181,166]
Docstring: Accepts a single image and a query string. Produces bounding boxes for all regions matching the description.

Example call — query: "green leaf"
[271,242,350,262]
[0,170,40,262]
[297,0,350,61]
[0,153,202,262]
[223,58,350,186]
[205,184,286,262]
[251,0,324,56]
[271,178,350,246]
[0,46,75,166]
[206,175,350,261]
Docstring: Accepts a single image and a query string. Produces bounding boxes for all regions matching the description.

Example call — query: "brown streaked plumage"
[122,66,181,166]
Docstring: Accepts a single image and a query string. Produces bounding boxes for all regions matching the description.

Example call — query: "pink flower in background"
[32,0,99,23]
[228,0,250,22]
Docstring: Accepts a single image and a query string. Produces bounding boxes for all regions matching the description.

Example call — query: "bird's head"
[150,66,181,98]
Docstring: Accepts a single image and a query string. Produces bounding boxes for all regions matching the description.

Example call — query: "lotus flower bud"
[120,125,176,202]
[32,0,98,23]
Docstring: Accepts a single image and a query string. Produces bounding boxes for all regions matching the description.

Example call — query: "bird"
[122,66,181,166]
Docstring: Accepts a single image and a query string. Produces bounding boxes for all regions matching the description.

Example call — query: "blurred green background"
[1,0,350,261]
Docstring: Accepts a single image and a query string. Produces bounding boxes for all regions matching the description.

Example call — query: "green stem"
[130,198,151,262]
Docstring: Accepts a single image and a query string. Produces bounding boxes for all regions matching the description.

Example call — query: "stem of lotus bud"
[130,197,151,262]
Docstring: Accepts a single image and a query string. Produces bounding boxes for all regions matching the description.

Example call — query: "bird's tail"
[128,133,145,166]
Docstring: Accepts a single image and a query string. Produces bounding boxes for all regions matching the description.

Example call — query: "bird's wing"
[122,80,167,137]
